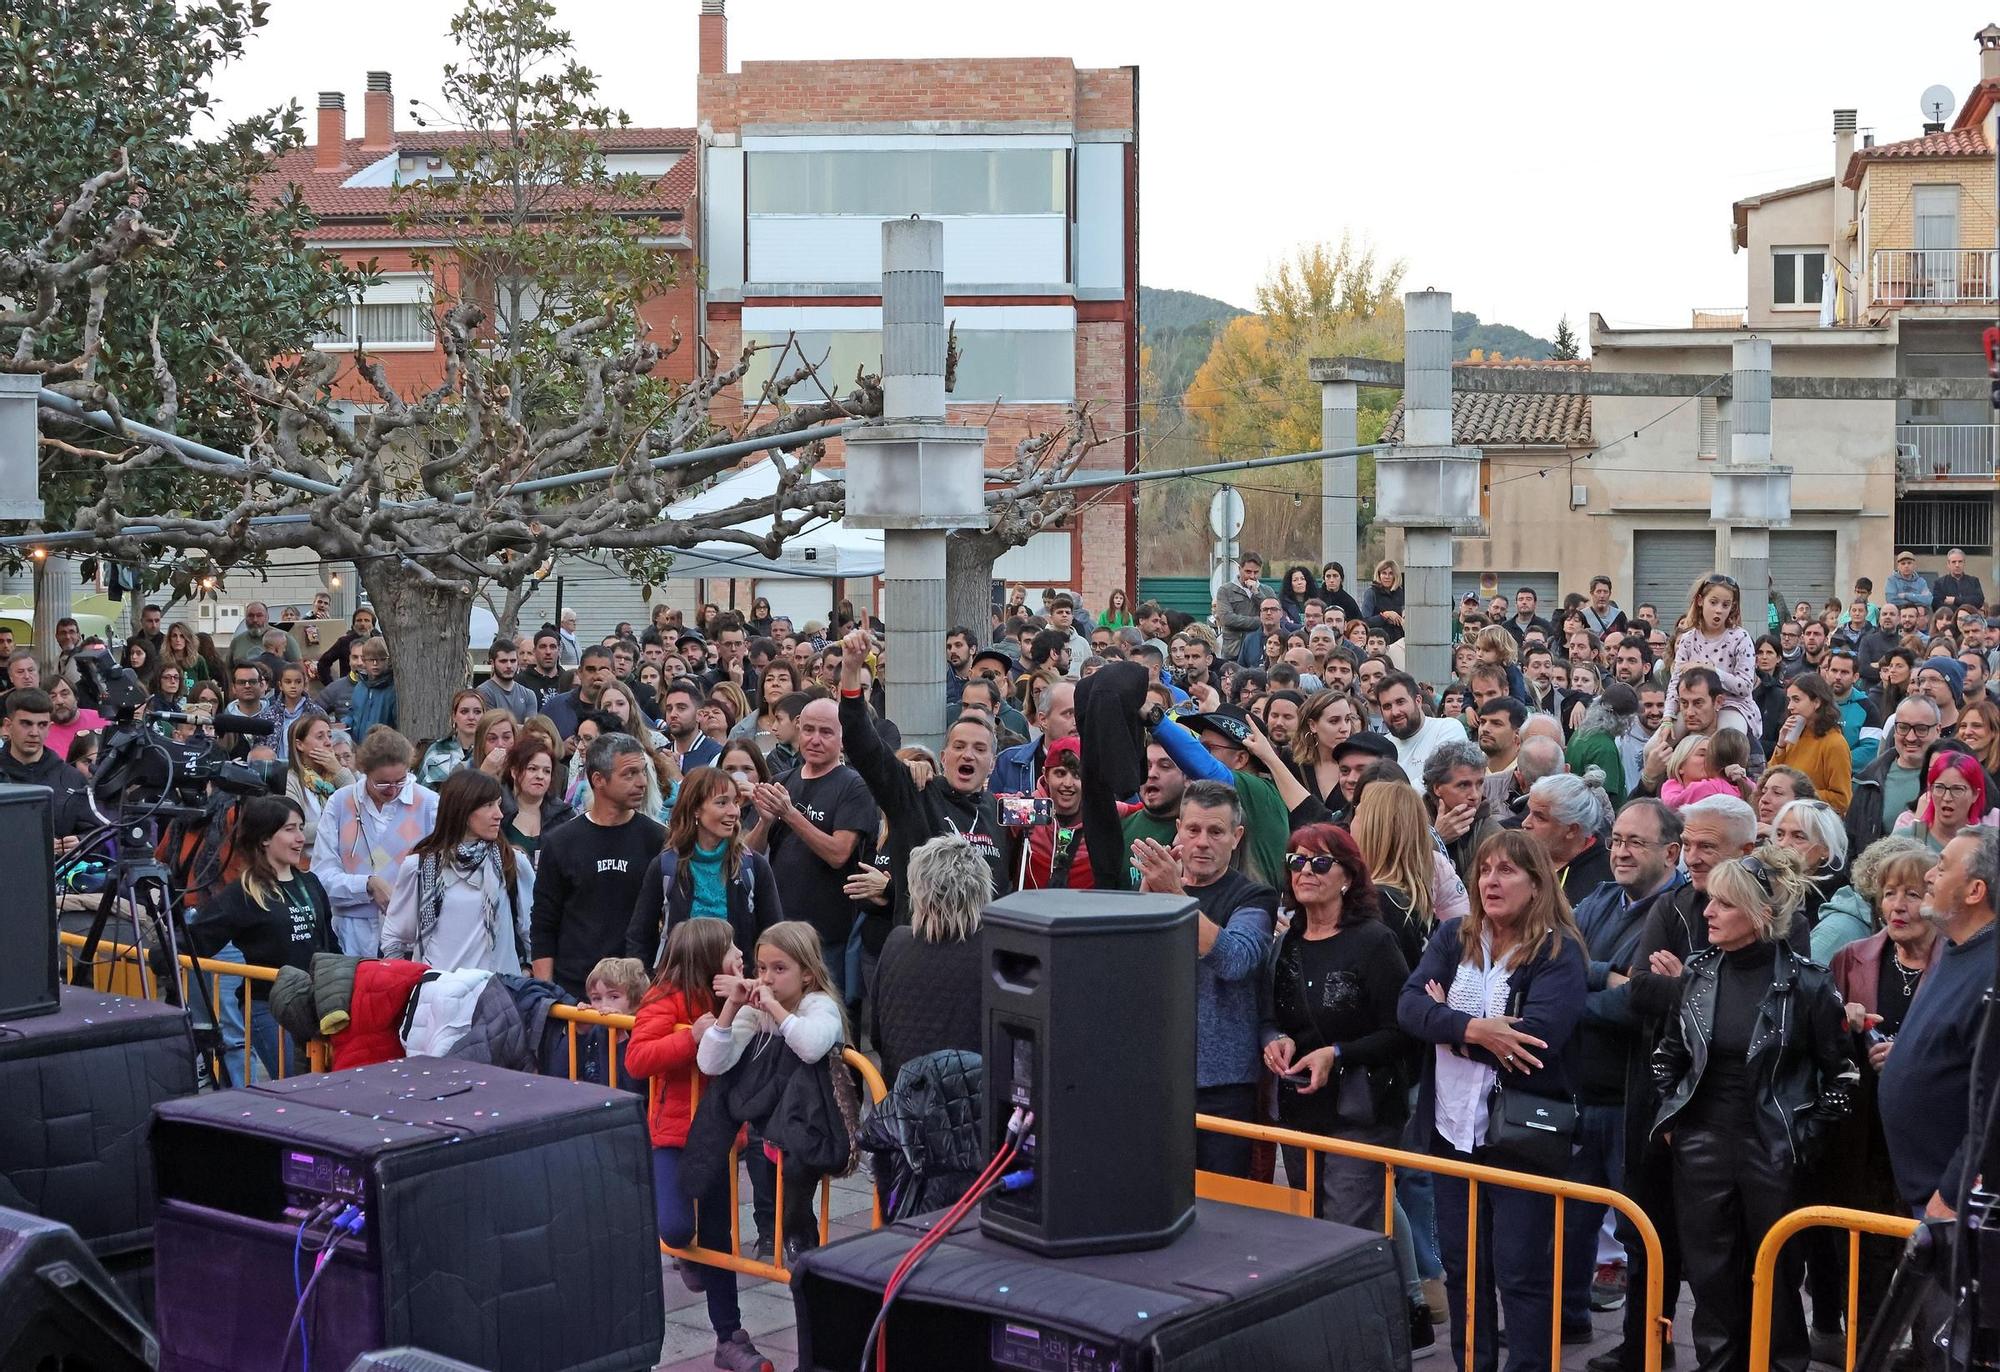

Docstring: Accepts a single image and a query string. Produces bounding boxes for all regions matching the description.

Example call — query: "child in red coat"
[626,920,771,1372]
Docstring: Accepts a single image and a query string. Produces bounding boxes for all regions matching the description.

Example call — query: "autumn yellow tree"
[1175,238,1405,568]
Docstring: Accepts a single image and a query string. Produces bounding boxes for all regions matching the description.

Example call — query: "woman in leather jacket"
[1652,844,1858,1372]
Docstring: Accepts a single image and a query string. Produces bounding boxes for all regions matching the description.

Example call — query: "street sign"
[1208,486,1245,539]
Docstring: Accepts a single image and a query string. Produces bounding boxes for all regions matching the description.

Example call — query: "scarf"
[414,839,505,961]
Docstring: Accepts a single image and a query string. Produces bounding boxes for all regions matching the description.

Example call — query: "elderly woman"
[1653,844,1857,1372]
[1822,840,1941,1344]
[871,835,991,1088]
[1769,797,1850,930]
[1400,829,1587,1372]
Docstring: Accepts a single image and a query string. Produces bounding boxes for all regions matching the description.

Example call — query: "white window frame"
[1771,246,1827,310]
[313,273,435,351]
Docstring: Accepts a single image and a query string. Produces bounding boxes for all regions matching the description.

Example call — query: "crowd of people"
[28,550,1999,1372]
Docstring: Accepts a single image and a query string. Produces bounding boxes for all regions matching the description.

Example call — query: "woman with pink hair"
[1892,749,1997,851]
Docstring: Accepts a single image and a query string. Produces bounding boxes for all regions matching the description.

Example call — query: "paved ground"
[652,1163,1707,1372]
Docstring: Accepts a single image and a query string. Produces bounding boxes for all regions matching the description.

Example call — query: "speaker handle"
[991,951,1043,994]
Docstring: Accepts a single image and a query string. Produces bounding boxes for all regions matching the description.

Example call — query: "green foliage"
[1452,311,1553,361]
[0,0,359,563]
[1139,286,1247,401]
[1551,315,1581,361]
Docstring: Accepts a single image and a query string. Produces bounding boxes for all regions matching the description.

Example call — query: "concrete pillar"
[32,553,71,671]
[1319,380,1358,577]
[1712,336,1786,617]
[1383,288,1474,690]
[843,217,988,756]
[1401,529,1455,688]
[1404,293,1455,448]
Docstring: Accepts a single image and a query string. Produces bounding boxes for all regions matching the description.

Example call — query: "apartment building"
[694,0,1141,611]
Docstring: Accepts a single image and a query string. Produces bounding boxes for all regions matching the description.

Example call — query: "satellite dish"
[1920,84,1955,124]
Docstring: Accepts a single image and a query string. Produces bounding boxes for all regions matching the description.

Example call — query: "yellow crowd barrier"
[1749,1205,1921,1372]
[1195,1113,1671,1372]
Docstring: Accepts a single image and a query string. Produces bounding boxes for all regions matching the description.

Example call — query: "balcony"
[1897,423,2000,480]
[1871,250,1997,307]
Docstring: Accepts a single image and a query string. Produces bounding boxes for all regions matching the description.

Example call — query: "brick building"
[693,0,1141,615]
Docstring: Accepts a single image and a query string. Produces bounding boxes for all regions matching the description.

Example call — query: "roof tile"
[1842,126,1991,186]
[1383,362,1593,447]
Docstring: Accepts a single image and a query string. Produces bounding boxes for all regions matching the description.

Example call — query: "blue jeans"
[1432,1131,1558,1372]
[332,909,380,958]
[1399,1097,1444,1280]
[204,944,266,1086]
[1561,1103,1626,1325]
[653,1146,741,1339]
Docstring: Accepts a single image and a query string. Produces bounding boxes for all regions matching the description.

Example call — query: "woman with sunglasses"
[1262,823,1432,1355]
[1652,845,1856,1372]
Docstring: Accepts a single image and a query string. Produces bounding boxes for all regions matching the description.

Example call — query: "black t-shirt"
[1875,941,1921,1036]
[189,873,333,999]
[528,812,667,996]
[768,764,878,944]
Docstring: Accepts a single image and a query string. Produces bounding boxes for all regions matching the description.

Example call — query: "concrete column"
[880,217,946,422]
[1730,337,1772,465]
[1319,380,1358,577]
[1404,293,1455,448]
[32,554,71,671]
[1715,335,1780,612]
[883,531,947,753]
[1727,526,1772,600]
[1401,528,1455,688]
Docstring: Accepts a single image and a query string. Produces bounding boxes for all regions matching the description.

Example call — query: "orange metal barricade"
[1749,1205,1921,1372]
[60,930,299,1082]
[1194,1113,1672,1372]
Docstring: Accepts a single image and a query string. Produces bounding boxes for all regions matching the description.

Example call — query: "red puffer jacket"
[625,986,705,1147]
[332,959,431,1070]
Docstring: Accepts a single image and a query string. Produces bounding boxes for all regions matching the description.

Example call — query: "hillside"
[1139,286,1249,400]
[1454,311,1555,361]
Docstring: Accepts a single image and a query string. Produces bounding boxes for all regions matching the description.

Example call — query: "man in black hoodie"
[0,688,97,848]
[836,630,1012,922]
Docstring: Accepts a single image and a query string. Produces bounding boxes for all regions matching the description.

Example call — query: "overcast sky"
[209,0,1995,341]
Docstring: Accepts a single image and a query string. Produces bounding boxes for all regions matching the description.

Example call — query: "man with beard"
[517,626,572,705]
[839,629,1010,913]
[1523,644,1563,714]
[1611,639,1653,692]
[1637,667,1725,797]
[1476,696,1526,812]
[1326,733,1396,825]
[542,645,617,745]
[1822,645,1884,768]
[477,637,539,721]
[1260,689,1304,754]
[1423,739,1499,886]
[43,674,107,764]
[993,679,1076,796]
[1133,779,1276,1179]
[1375,672,1468,792]
[944,626,976,709]
[1565,799,1685,1341]
[659,676,721,773]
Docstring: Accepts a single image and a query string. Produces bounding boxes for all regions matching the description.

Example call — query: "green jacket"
[1565,729,1628,810]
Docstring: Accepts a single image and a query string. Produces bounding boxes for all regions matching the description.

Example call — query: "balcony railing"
[1690,307,1748,329]
[1871,249,1997,305]
[1897,423,2000,478]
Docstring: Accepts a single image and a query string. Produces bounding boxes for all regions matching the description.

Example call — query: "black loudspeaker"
[150,1059,663,1372]
[0,1205,160,1371]
[794,1200,1407,1372]
[979,890,1197,1257]
[346,1351,490,1371]
[0,782,59,1020]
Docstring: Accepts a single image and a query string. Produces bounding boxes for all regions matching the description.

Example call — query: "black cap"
[1330,732,1396,765]
[675,630,706,648]
[1176,704,1252,746]
[970,647,1014,672]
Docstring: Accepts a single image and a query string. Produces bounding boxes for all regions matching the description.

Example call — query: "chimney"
[362,71,394,152]
[315,92,347,173]
[1980,23,2000,82]
[698,0,727,76]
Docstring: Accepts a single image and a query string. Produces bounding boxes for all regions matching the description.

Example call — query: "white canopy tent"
[659,460,885,581]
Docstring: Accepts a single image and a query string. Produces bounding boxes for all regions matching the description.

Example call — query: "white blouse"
[1433,931,1513,1154]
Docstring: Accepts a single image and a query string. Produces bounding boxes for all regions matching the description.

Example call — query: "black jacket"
[859,1048,986,1221]
[1557,837,1615,906]
[0,747,98,839]
[1652,940,1857,1168]
[623,846,782,972]
[681,1034,853,1196]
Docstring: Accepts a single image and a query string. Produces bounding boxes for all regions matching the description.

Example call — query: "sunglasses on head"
[1285,852,1339,875]
[1706,575,1739,591]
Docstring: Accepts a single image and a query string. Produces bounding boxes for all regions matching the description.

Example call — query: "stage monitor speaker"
[0,782,58,1020]
[347,1351,491,1371]
[979,890,1197,1257]
[0,1205,160,1372]
[151,1059,663,1372]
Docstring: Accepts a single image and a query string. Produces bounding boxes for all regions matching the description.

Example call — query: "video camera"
[75,642,284,816]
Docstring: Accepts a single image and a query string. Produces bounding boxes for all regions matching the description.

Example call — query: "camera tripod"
[64,807,234,1091]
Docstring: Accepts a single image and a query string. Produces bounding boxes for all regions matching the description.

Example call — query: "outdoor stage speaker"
[346,1351,491,1371]
[0,1205,160,1371]
[979,890,1198,1257]
[0,782,58,1020]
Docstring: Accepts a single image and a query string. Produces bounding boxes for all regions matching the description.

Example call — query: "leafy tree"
[1551,315,1581,361]
[1178,238,1403,567]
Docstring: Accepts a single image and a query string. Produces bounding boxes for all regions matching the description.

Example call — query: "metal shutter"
[1632,529,1718,617]
[1769,531,1837,612]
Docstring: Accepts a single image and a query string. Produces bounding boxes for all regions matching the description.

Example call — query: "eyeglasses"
[1895,720,1940,736]
[1607,834,1659,852]
[1929,782,1974,800]
[1285,853,1339,875]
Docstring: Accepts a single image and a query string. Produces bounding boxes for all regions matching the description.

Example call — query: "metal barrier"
[1194,1113,1671,1372]
[1749,1205,1921,1372]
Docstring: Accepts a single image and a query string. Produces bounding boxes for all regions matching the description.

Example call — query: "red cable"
[873,1136,1020,1372]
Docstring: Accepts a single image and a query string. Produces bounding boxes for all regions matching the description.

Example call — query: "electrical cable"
[858,1110,1030,1372]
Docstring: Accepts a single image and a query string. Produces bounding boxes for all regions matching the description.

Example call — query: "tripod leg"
[133,873,233,1090]
[67,882,123,990]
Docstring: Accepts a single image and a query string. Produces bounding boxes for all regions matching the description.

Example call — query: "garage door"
[1770,532,1837,613]
[1632,529,1717,618]
[1451,571,1560,610]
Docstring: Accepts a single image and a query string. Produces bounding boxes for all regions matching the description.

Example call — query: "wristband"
[841,687,865,699]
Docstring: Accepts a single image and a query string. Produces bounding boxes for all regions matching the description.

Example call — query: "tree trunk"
[359,560,474,746]
[945,528,1009,641]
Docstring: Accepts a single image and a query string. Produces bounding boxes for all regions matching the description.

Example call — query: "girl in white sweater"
[1665,572,1760,737]
[697,920,846,1265]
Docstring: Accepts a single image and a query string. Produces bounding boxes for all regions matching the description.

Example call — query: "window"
[314,274,433,349]
[743,327,1075,404]
[1896,494,1992,555]
[746,149,1067,216]
[1698,396,1732,460]
[1771,248,1826,307]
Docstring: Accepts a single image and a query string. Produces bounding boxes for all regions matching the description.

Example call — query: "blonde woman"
[285,713,354,852]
